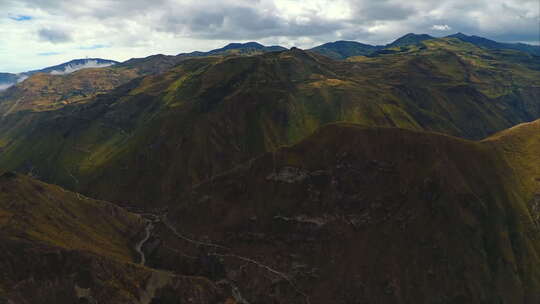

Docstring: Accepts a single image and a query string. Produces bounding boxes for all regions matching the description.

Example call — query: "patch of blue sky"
[9,15,32,21]
[38,52,62,56]
[79,44,109,50]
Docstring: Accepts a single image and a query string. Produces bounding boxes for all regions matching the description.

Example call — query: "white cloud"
[431,24,451,31]
[49,60,115,75]
[16,75,28,83]
[0,0,538,72]
[0,83,13,91]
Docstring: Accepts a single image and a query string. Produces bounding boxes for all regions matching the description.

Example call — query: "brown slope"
[482,119,540,211]
[0,172,225,304]
[146,123,540,304]
[0,68,139,114]
[0,53,191,115]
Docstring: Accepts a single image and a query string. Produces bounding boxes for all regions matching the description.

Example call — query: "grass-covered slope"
[309,40,380,59]
[448,33,540,56]
[386,33,434,48]
[483,119,540,203]
[160,122,540,303]
[0,52,202,115]
[0,172,223,304]
[0,172,143,261]
[0,38,538,207]
[0,67,140,114]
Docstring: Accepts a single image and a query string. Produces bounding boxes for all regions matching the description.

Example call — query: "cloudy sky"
[1,0,538,73]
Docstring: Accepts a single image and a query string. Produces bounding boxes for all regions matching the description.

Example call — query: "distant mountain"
[0,73,17,84]
[309,34,436,60]
[447,32,540,55]
[181,42,286,57]
[116,54,187,75]
[0,58,118,91]
[0,73,19,90]
[310,33,540,60]
[29,58,119,75]
[386,33,434,48]
[309,41,381,59]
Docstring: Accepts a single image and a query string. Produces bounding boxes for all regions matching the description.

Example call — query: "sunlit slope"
[483,119,540,205]
[0,38,538,206]
[0,53,191,115]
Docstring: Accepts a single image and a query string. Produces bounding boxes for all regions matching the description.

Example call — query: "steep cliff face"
[151,123,540,304]
[0,39,538,208]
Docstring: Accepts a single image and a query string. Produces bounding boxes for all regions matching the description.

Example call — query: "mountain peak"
[446,33,477,41]
[180,42,286,57]
[443,33,540,55]
[222,42,266,50]
[32,58,118,75]
[388,33,434,47]
[308,40,379,59]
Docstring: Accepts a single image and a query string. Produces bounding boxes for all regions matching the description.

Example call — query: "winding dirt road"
[135,220,154,265]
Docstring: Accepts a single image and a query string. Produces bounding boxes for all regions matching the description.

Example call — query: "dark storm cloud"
[349,0,417,21]
[38,28,72,43]
[159,4,345,40]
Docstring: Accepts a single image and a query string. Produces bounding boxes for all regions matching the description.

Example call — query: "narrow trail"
[160,213,310,304]
[135,220,154,265]
[131,212,310,303]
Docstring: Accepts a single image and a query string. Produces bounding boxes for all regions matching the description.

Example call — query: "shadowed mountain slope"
[0,172,224,304]
[155,122,540,303]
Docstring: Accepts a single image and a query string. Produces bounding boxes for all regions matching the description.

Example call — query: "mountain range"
[0,58,118,91]
[3,32,538,89]
[2,33,540,303]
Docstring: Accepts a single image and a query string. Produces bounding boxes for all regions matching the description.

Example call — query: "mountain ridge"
[0,38,538,208]
[4,32,538,81]
[0,58,119,91]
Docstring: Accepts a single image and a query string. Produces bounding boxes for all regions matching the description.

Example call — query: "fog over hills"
[0,58,118,91]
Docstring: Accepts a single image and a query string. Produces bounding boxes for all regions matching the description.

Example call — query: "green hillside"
[0,38,538,207]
